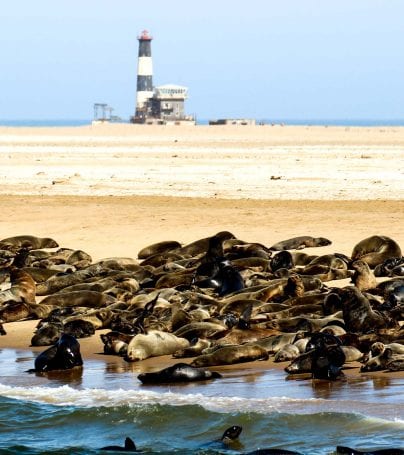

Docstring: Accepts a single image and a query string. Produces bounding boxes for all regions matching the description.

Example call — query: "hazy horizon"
[1,1,403,121]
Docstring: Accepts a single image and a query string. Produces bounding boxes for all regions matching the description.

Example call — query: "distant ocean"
[1,119,404,127]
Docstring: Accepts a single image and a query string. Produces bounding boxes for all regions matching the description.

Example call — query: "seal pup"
[269,236,331,251]
[100,437,137,452]
[137,362,222,384]
[351,235,402,268]
[33,334,83,372]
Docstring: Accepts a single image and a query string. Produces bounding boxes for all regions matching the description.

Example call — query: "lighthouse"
[130,30,195,124]
[134,30,153,121]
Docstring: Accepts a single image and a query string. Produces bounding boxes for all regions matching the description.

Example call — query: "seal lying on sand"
[191,344,269,367]
[270,236,332,251]
[137,362,222,384]
[0,235,59,251]
[351,235,402,268]
[125,330,190,362]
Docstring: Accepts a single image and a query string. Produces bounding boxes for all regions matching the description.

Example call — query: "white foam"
[0,383,323,412]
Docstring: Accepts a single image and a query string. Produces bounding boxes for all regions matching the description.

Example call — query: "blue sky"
[1,0,403,121]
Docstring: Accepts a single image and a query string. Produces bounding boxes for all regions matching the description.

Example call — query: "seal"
[269,236,332,251]
[351,235,402,268]
[374,257,404,277]
[137,362,222,384]
[173,338,212,358]
[33,334,83,372]
[0,235,59,251]
[336,446,404,455]
[340,286,392,334]
[270,250,294,272]
[137,240,182,259]
[194,260,244,297]
[274,343,300,362]
[100,437,137,452]
[125,330,190,362]
[0,267,36,305]
[39,290,116,309]
[173,231,235,257]
[191,344,269,367]
[31,321,63,346]
[351,260,377,291]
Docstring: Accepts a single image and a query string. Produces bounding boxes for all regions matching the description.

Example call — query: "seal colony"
[0,232,403,378]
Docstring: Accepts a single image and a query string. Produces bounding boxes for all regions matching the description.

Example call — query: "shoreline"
[1,320,403,381]
[0,124,403,386]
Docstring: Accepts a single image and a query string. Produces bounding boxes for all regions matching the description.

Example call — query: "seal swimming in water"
[336,446,404,455]
[137,362,222,384]
[33,334,83,372]
[351,235,402,268]
[100,437,137,452]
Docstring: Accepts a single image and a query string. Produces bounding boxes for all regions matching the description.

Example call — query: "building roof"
[154,84,188,99]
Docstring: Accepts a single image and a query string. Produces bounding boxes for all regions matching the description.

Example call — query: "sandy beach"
[0,124,403,380]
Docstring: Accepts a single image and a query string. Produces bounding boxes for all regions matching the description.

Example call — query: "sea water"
[1,119,404,127]
[0,348,403,454]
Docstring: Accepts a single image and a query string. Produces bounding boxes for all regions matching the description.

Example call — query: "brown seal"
[351,260,377,291]
[0,235,59,251]
[351,235,402,268]
[269,236,332,251]
[191,344,269,367]
[0,267,36,305]
[137,240,182,259]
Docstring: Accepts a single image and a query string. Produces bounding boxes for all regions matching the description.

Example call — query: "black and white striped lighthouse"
[135,30,154,120]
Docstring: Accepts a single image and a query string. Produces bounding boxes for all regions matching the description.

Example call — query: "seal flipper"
[124,437,137,451]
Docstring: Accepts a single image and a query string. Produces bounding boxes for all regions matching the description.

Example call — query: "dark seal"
[137,362,222,384]
[33,334,83,372]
